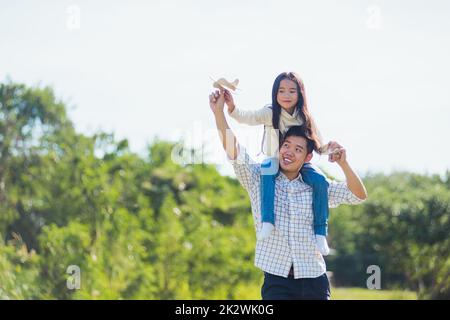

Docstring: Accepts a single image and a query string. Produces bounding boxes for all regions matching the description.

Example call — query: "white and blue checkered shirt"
[230,145,365,279]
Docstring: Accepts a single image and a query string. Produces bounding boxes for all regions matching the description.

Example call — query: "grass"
[234,282,418,300]
[331,287,418,300]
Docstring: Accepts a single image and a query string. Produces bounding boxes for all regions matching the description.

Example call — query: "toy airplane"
[210,76,240,91]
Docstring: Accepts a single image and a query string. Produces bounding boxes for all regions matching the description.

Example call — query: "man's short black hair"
[282,125,316,154]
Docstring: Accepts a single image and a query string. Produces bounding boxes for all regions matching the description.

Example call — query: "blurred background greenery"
[0,80,449,299]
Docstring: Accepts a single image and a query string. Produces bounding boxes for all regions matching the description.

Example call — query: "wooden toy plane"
[210,76,240,91]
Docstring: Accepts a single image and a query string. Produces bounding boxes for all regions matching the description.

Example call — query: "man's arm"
[338,162,367,200]
[209,89,238,160]
[329,141,368,200]
[209,89,260,193]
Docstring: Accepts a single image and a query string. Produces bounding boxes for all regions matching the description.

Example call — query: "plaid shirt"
[230,145,365,279]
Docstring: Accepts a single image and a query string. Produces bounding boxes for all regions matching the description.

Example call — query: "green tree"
[2,79,449,299]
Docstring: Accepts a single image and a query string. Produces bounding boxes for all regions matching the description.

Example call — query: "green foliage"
[1,80,449,299]
[328,172,450,299]
[0,235,41,299]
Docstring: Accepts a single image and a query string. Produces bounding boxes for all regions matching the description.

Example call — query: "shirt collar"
[276,169,304,183]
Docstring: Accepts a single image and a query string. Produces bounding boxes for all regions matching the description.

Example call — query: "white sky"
[1,0,449,179]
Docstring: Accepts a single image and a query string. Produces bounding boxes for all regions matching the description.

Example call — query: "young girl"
[224,71,331,255]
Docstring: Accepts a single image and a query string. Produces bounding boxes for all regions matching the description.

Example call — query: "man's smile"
[281,155,295,166]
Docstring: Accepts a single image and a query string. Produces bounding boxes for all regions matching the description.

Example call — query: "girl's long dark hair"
[271,72,323,153]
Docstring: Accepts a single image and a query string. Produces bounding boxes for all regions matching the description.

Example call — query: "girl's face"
[277,79,299,114]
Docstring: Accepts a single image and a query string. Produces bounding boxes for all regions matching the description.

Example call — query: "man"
[209,89,368,300]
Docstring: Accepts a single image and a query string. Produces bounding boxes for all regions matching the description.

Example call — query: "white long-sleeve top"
[228,104,304,157]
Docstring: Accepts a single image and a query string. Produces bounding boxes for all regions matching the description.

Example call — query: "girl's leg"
[259,157,278,240]
[301,163,330,255]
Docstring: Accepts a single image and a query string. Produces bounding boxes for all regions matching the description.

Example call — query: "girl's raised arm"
[229,105,272,126]
[224,90,272,126]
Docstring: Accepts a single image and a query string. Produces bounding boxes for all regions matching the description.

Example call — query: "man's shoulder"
[229,145,261,189]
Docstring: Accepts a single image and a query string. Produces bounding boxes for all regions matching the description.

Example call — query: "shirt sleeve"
[228,105,273,126]
[328,180,366,208]
[228,144,260,193]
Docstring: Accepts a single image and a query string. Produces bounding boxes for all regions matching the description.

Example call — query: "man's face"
[279,135,313,174]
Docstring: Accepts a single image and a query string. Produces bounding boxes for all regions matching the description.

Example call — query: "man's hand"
[209,89,225,114]
[327,141,367,200]
[327,141,347,167]
[224,89,236,113]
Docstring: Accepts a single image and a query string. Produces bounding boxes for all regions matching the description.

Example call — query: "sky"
[1,0,449,179]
